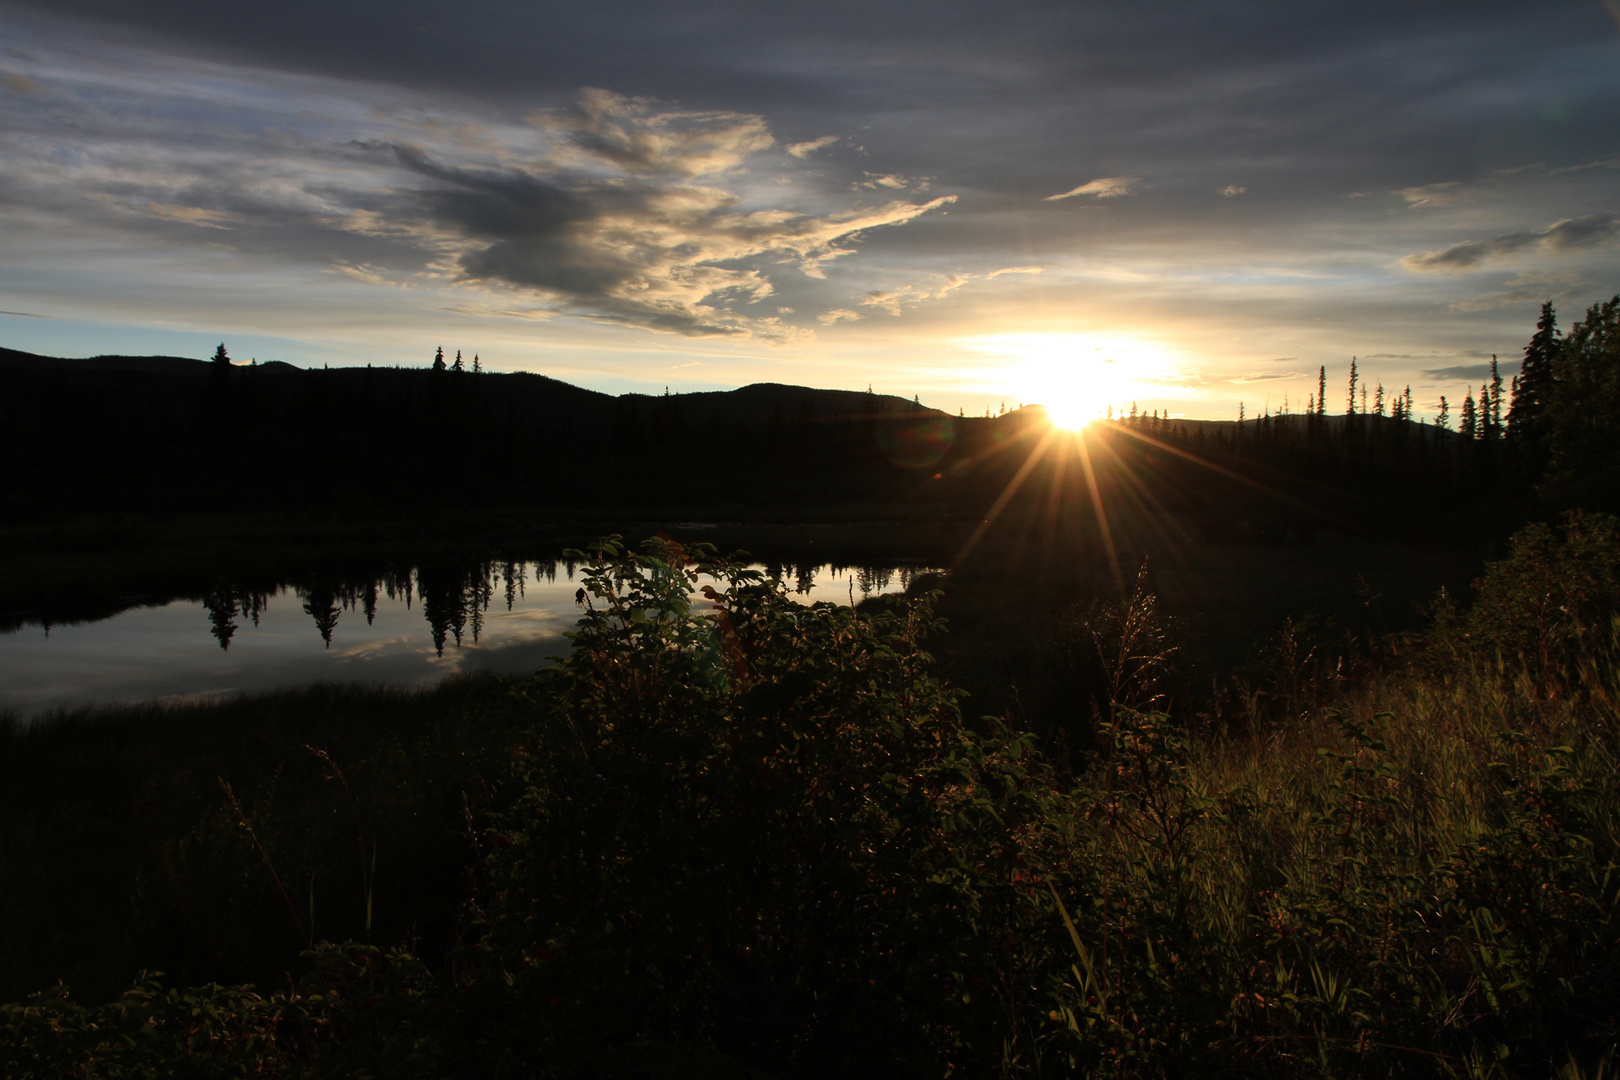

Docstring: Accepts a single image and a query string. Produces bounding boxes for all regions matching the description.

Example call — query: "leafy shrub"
[1466,511,1620,691]
[471,537,1063,1077]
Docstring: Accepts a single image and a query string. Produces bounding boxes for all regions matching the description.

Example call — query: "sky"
[1,0,1617,422]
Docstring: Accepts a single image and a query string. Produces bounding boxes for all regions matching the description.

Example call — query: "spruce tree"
[1317,366,1326,415]
[453,350,465,374]
[1477,386,1491,441]
[1347,357,1358,415]
[211,343,230,369]
[1543,295,1620,508]
[1437,395,1450,430]
[1487,356,1503,439]
[1507,301,1558,457]
[432,346,446,372]
[1459,391,1476,439]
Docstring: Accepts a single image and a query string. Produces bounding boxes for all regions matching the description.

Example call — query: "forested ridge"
[5,297,1616,528]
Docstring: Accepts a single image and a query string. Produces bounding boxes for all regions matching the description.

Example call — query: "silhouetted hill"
[0,350,974,521]
[0,345,1529,574]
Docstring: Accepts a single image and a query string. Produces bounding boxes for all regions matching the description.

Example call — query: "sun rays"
[960,332,1181,431]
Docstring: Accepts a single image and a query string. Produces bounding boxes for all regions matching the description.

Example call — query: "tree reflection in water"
[190,557,935,653]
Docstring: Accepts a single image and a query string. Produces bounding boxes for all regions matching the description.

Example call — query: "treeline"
[1103,296,1620,521]
[0,347,1019,520]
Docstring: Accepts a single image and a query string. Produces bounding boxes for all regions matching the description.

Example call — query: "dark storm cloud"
[14,1,1618,187]
[1402,212,1620,272]
[358,118,953,337]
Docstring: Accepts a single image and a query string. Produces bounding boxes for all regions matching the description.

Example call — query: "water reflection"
[205,558,935,656]
[0,556,943,717]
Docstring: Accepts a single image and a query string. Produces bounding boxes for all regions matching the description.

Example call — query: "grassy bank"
[0,676,526,1004]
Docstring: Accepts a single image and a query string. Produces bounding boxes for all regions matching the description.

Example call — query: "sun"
[964,332,1172,431]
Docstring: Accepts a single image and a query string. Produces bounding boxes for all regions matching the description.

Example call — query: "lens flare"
[962,332,1178,430]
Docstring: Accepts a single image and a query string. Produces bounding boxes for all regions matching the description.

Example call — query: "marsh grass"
[0,676,523,1004]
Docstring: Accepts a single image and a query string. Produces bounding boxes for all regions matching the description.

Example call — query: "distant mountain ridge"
[0,345,984,520]
[0,346,941,423]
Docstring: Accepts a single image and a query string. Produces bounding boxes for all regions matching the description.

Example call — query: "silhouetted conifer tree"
[432,346,446,372]
[1508,301,1558,465]
[1487,356,1503,439]
[211,343,230,369]
[1459,391,1476,439]
[1544,295,1620,508]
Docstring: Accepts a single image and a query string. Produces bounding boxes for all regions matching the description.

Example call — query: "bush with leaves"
[1465,511,1620,687]
[471,537,1063,1076]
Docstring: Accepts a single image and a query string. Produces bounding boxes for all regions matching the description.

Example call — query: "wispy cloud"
[528,88,773,178]
[139,202,245,229]
[1400,212,1620,272]
[786,135,839,159]
[1219,184,1245,197]
[1422,362,1514,380]
[858,274,971,316]
[987,265,1043,278]
[1450,270,1584,311]
[1045,176,1140,201]
[1395,181,1467,208]
[0,63,955,341]
[860,172,929,191]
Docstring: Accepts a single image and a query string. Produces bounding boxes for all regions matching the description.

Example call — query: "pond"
[0,557,942,719]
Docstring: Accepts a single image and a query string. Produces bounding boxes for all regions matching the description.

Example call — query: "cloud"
[1229,370,1302,384]
[986,264,1043,278]
[1550,155,1620,175]
[818,308,861,325]
[860,172,929,190]
[1422,362,1515,381]
[1450,270,1584,311]
[528,88,773,178]
[3,73,39,93]
[1219,184,1245,197]
[1400,212,1620,272]
[0,63,954,341]
[786,135,839,159]
[1395,181,1467,208]
[388,139,954,335]
[857,274,970,316]
[139,202,245,229]
[1045,176,1141,201]
[328,261,405,287]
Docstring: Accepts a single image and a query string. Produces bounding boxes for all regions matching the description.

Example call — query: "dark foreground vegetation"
[4,516,1620,1078]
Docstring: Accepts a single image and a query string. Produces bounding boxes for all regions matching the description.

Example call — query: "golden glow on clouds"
[963,332,1180,429]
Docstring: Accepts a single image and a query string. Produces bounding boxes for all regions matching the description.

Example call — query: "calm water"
[0,560,938,718]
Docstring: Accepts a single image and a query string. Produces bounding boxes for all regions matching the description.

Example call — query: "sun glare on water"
[964,333,1174,431]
